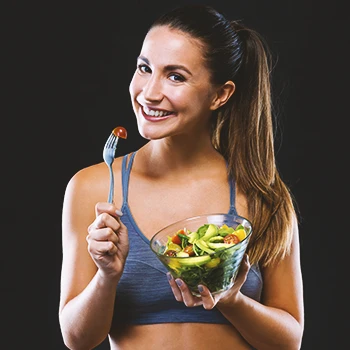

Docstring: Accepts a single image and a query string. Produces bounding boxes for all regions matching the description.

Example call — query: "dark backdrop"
[3,0,346,349]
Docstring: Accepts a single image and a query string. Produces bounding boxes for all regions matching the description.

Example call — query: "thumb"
[115,215,129,246]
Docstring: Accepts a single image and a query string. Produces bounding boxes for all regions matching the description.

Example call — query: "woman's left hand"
[167,253,251,309]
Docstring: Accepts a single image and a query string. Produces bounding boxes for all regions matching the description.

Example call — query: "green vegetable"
[187,231,199,244]
[177,251,190,257]
[194,239,215,254]
[178,255,211,266]
[160,221,250,295]
[207,242,235,249]
[201,224,219,241]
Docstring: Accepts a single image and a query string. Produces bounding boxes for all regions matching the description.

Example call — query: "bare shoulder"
[64,155,125,209]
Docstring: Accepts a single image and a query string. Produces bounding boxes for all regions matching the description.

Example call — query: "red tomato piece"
[223,233,240,244]
[177,229,186,235]
[183,244,195,256]
[164,250,177,257]
[171,234,182,245]
[113,126,127,139]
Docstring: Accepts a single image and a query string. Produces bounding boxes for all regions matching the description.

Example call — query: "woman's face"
[129,25,218,141]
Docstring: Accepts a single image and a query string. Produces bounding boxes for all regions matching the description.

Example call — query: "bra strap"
[229,178,238,216]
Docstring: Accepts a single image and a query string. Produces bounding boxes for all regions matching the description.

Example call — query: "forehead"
[140,26,207,69]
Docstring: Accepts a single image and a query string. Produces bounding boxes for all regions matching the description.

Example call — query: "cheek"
[129,75,135,97]
[168,89,185,107]
[175,89,206,113]
[167,87,203,112]
[129,72,140,100]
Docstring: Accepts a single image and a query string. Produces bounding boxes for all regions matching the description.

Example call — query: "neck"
[136,133,225,178]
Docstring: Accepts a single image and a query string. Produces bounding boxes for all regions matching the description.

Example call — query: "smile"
[143,106,173,118]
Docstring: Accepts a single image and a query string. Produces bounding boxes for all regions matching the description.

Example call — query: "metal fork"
[103,132,120,203]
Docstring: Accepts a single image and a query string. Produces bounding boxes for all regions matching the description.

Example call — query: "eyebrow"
[137,55,192,76]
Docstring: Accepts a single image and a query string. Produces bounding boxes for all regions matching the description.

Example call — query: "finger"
[88,239,118,256]
[88,225,120,247]
[95,202,124,219]
[175,279,203,307]
[167,273,183,302]
[197,285,215,310]
[94,202,117,216]
[113,216,129,252]
[90,212,121,233]
[114,215,128,236]
[86,227,118,243]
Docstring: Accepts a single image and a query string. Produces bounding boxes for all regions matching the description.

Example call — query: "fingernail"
[115,209,123,216]
[167,273,173,281]
[175,279,182,287]
[198,285,204,293]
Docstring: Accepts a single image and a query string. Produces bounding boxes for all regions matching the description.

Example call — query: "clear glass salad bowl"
[150,213,253,297]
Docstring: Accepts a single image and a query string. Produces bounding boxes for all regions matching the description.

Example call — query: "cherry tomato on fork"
[113,126,128,139]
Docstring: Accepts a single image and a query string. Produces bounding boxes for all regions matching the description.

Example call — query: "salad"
[158,222,251,294]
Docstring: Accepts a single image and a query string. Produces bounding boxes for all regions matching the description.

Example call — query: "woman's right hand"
[86,202,129,279]
[167,253,251,310]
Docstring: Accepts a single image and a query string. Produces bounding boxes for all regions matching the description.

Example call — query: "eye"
[169,73,185,82]
[137,64,151,74]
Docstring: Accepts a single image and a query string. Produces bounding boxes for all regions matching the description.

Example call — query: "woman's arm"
[59,166,128,350]
[217,219,304,349]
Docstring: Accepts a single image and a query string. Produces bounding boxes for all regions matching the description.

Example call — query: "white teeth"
[143,106,171,117]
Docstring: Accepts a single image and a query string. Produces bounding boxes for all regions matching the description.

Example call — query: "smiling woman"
[129,26,234,142]
[58,4,304,350]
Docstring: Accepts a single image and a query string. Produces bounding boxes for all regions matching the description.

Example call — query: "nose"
[142,74,164,102]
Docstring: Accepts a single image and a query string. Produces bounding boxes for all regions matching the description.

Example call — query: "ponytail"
[213,24,296,267]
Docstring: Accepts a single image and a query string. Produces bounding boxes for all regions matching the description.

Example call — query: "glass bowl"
[150,213,253,297]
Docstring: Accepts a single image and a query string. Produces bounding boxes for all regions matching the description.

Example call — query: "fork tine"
[111,136,119,148]
[105,133,116,148]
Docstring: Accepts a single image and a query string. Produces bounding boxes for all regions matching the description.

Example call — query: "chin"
[137,125,163,141]
[139,131,165,141]
[136,119,166,141]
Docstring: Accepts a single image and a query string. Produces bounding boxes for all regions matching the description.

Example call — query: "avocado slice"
[218,226,234,236]
[187,231,199,244]
[208,236,224,243]
[202,224,219,241]
[176,251,190,257]
[178,255,211,266]
[195,239,215,254]
[207,242,235,249]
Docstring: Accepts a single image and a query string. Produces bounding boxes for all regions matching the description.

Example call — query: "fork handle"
[107,165,114,204]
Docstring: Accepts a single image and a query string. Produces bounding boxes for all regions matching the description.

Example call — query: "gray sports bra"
[113,152,262,325]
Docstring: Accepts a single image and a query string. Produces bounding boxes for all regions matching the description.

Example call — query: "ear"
[210,81,235,110]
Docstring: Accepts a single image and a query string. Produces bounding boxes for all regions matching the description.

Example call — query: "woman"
[59,4,304,349]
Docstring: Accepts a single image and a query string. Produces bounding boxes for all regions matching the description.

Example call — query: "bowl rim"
[149,212,253,257]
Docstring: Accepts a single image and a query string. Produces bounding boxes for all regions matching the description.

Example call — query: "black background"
[2,0,347,349]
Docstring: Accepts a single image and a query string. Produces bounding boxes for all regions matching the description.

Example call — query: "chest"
[126,175,233,239]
